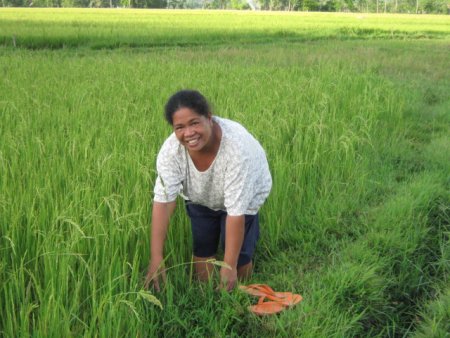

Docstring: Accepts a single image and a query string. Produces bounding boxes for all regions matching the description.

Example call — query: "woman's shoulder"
[215,116,264,158]
[157,133,184,160]
[215,116,251,143]
[215,116,245,132]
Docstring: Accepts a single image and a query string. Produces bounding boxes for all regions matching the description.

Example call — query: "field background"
[1,9,449,337]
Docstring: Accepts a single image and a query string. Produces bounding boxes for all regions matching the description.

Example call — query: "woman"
[145,90,272,291]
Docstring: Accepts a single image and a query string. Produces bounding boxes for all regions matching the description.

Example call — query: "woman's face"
[172,107,213,152]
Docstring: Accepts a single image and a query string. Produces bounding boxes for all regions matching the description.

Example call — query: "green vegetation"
[1,9,449,337]
[1,9,450,49]
[2,0,449,14]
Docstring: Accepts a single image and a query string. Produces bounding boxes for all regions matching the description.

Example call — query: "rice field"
[1,9,450,49]
[0,9,449,337]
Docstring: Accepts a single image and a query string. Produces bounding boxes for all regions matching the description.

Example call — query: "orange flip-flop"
[247,296,286,316]
[239,284,303,315]
[239,284,276,297]
[264,292,303,306]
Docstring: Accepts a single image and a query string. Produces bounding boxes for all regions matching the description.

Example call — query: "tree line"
[1,0,448,14]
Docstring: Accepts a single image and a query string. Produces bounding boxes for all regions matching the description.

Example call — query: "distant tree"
[353,0,366,11]
[30,0,49,6]
[208,0,228,7]
[268,0,281,9]
[130,0,165,7]
[333,0,355,11]
[150,0,166,7]
[302,0,318,10]
[256,0,270,9]
[130,0,142,6]
[230,0,249,8]
[290,0,303,9]
[318,0,336,10]
[74,0,90,6]
[5,0,26,5]
[88,0,105,6]
[166,0,189,7]
[423,0,447,12]
[60,0,90,6]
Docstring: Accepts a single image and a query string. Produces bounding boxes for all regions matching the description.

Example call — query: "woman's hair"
[164,90,211,125]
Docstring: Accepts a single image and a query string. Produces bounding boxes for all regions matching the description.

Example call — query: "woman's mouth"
[186,138,200,147]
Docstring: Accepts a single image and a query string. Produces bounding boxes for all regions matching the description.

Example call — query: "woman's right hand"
[144,257,166,292]
[145,201,176,291]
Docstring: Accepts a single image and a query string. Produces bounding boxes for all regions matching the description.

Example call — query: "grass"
[0,9,449,337]
[1,9,450,49]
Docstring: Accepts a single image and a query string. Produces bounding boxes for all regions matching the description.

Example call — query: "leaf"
[206,259,232,270]
[118,300,141,321]
[138,290,163,310]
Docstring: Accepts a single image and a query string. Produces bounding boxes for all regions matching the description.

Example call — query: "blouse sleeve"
[153,140,183,203]
[223,149,255,216]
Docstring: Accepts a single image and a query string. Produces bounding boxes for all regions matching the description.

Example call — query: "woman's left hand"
[220,265,238,291]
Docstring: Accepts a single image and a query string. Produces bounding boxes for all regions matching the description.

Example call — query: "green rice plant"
[0,9,449,49]
[0,10,449,337]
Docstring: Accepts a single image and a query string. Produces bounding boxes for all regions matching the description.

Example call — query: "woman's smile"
[172,107,214,153]
[185,137,200,147]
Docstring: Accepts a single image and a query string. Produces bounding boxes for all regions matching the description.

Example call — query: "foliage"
[1,0,449,14]
[1,10,449,50]
[0,9,449,337]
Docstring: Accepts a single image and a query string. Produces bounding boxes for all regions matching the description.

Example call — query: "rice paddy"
[0,8,449,337]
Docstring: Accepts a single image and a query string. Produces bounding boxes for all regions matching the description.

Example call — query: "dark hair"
[164,90,211,125]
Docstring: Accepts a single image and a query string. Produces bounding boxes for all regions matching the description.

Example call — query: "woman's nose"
[185,126,195,136]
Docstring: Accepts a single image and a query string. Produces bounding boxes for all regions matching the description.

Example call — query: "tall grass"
[0,9,449,48]
[1,9,449,337]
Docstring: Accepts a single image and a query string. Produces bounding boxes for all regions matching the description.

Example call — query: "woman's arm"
[221,214,245,291]
[144,201,177,291]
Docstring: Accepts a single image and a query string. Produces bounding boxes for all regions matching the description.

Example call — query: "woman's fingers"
[160,268,167,283]
[144,272,162,292]
[153,277,161,292]
[144,260,165,291]
[220,266,237,291]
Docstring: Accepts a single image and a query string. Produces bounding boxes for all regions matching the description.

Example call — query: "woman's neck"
[187,121,222,171]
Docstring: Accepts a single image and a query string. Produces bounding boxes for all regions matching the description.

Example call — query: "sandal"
[239,284,303,315]
[238,284,276,297]
[264,292,303,306]
[247,296,286,316]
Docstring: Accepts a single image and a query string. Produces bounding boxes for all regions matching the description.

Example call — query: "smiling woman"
[144,89,272,291]
[171,107,221,170]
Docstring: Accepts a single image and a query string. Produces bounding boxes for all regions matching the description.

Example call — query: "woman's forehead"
[173,108,208,125]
